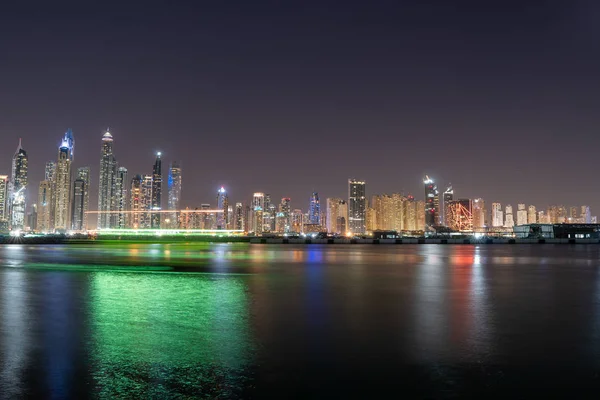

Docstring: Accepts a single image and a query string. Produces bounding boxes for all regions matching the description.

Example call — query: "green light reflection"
[90,272,253,398]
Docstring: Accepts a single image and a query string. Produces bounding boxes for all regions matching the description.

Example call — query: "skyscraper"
[45,161,57,181]
[76,167,90,230]
[442,184,453,226]
[472,198,485,229]
[141,174,153,228]
[423,175,439,229]
[252,192,264,235]
[528,205,537,224]
[416,200,426,231]
[0,175,8,224]
[348,179,366,234]
[167,161,182,228]
[115,167,128,228]
[403,195,416,231]
[372,194,394,230]
[516,204,527,226]
[291,209,303,233]
[10,139,28,230]
[326,198,342,234]
[54,130,74,232]
[98,130,117,229]
[71,179,85,231]
[491,203,503,227]
[308,192,320,225]
[216,187,228,229]
[235,202,244,230]
[151,152,162,228]
[504,205,514,228]
[129,175,143,229]
[279,197,291,233]
[581,205,592,223]
[391,193,405,232]
[37,181,53,232]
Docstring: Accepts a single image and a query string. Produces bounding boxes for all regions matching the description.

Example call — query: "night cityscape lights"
[0,131,597,238]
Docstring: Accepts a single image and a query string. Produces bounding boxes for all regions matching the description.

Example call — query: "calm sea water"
[2,243,600,398]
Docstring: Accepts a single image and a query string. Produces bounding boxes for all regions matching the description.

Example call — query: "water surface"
[2,243,600,398]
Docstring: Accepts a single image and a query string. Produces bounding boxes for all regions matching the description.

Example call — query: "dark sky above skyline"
[1,0,600,213]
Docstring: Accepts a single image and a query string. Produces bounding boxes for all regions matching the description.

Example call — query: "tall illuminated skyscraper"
[308,192,320,225]
[235,202,244,230]
[151,152,162,228]
[403,195,416,231]
[442,184,453,226]
[278,197,291,233]
[0,175,8,224]
[491,203,503,227]
[37,180,53,232]
[129,175,143,229]
[216,187,229,229]
[516,204,527,226]
[115,167,128,228]
[252,192,264,234]
[10,139,28,230]
[423,175,439,229]
[54,130,74,232]
[167,161,182,228]
[348,179,366,234]
[472,198,485,229]
[71,179,85,231]
[76,167,90,230]
[98,130,117,229]
[528,205,537,224]
[141,174,153,228]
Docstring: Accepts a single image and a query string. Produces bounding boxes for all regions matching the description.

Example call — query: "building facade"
[151,152,162,228]
[10,139,28,230]
[54,130,74,232]
[98,130,117,229]
[348,179,366,234]
[167,161,182,228]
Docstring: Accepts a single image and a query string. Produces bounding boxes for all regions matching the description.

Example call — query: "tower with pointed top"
[216,187,228,229]
[98,129,117,229]
[151,152,162,228]
[54,129,74,232]
[10,139,28,230]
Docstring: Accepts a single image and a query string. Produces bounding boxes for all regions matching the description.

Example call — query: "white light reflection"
[467,246,493,361]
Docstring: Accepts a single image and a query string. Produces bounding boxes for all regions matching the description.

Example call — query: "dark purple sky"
[1,0,600,213]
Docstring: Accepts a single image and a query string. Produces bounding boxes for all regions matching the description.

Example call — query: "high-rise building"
[504,204,514,228]
[37,181,53,232]
[391,193,405,232]
[528,205,537,224]
[442,185,453,226]
[0,175,8,224]
[326,198,341,234]
[71,178,85,231]
[216,187,228,229]
[472,198,485,229]
[278,198,291,233]
[291,209,303,233]
[53,130,74,232]
[167,161,182,228]
[423,175,439,229]
[403,195,416,231]
[372,194,394,230]
[141,174,153,228]
[491,203,503,227]
[348,179,366,234]
[115,167,128,228]
[10,139,28,230]
[309,192,320,225]
[446,199,473,231]
[538,210,548,224]
[76,167,90,230]
[516,204,527,226]
[365,207,376,232]
[235,202,244,231]
[252,192,265,235]
[416,200,425,231]
[27,204,37,231]
[129,175,143,229]
[98,130,117,229]
[45,161,57,182]
[151,152,162,228]
[581,205,592,223]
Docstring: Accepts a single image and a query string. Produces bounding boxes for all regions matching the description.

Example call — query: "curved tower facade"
[98,130,117,229]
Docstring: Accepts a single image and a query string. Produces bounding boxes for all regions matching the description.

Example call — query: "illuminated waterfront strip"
[92,229,244,236]
[85,209,223,214]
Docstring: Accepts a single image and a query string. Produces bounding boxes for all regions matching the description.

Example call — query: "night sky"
[1,1,599,213]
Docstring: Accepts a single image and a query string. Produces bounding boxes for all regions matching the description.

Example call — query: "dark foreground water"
[2,243,600,398]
